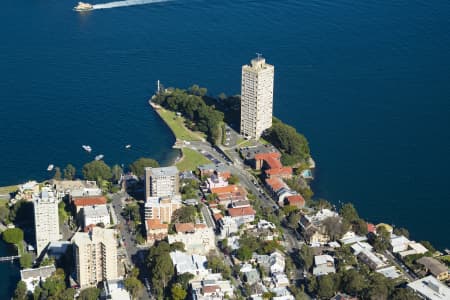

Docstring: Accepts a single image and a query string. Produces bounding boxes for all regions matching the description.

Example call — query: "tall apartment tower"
[144,166,179,200]
[34,187,60,256]
[72,227,118,288]
[240,55,275,139]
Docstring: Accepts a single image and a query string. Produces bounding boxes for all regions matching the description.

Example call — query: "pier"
[0,255,20,262]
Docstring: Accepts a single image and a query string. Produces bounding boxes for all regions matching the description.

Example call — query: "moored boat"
[82,145,92,152]
[95,154,104,161]
[47,164,54,171]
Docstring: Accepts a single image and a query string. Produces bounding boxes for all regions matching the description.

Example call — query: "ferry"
[82,145,92,152]
[47,164,54,171]
[95,154,104,161]
[125,144,131,149]
[74,2,94,11]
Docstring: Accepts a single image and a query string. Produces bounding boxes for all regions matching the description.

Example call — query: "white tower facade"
[240,56,275,139]
[34,187,60,256]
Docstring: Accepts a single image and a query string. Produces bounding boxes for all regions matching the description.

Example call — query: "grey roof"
[417,257,448,276]
[146,166,179,176]
[21,265,56,280]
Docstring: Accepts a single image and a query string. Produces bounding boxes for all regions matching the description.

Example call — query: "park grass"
[0,185,17,201]
[176,148,211,171]
[156,107,203,141]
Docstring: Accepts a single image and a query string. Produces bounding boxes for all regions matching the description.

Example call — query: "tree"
[0,205,10,224]
[53,167,62,180]
[340,203,359,223]
[370,226,390,252]
[13,281,27,300]
[63,164,76,180]
[171,206,197,223]
[169,241,185,252]
[82,160,112,181]
[236,245,253,261]
[171,283,187,300]
[124,276,143,299]
[227,174,239,185]
[19,252,33,269]
[317,274,336,299]
[60,288,76,300]
[111,164,123,183]
[128,157,159,177]
[79,287,100,300]
[2,227,24,245]
[323,216,347,240]
[342,269,367,296]
[299,244,313,271]
[419,240,435,253]
[393,227,410,239]
[390,288,420,300]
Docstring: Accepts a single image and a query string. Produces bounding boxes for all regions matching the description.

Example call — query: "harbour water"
[1,0,449,296]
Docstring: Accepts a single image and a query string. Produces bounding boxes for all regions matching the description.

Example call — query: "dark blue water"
[1,0,450,296]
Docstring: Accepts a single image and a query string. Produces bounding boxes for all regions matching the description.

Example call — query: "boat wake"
[93,0,172,10]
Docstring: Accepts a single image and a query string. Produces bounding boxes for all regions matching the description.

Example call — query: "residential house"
[313,255,336,276]
[298,209,338,245]
[102,280,132,300]
[82,204,110,228]
[217,216,239,239]
[240,264,261,285]
[211,185,247,207]
[53,180,101,201]
[145,219,168,244]
[198,164,231,180]
[168,223,215,255]
[269,251,285,274]
[227,206,256,227]
[20,265,56,292]
[206,174,229,190]
[284,195,305,209]
[72,196,107,213]
[407,275,450,300]
[190,273,234,300]
[169,251,209,278]
[417,257,449,281]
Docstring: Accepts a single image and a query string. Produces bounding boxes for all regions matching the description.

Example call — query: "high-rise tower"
[240,55,274,139]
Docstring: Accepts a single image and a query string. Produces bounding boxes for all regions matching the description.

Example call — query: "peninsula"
[1,56,449,300]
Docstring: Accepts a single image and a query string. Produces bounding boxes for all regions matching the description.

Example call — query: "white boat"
[95,154,104,161]
[125,144,131,149]
[82,145,92,152]
[74,2,94,11]
[47,164,54,171]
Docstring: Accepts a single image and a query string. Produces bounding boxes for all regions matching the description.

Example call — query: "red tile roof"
[255,152,283,169]
[146,219,168,230]
[73,196,107,207]
[175,223,195,233]
[228,206,256,217]
[265,167,293,177]
[254,152,281,161]
[211,185,239,195]
[265,177,286,192]
[195,223,207,229]
[367,223,376,233]
[286,195,305,208]
[202,285,220,294]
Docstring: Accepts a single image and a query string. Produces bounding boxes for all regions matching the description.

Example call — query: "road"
[110,192,152,300]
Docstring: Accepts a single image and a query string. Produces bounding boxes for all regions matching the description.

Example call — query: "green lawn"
[176,148,211,171]
[0,185,17,200]
[156,108,203,141]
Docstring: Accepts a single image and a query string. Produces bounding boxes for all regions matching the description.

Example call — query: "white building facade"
[72,227,119,288]
[83,204,110,227]
[144,166,179,199]
[34,187,60,256]
[240,56,275,139]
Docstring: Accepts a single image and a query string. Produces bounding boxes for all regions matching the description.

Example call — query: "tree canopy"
[263,117,310,166]
[128,157,159,177]
[79,287,100,300]
[2,227,24,245]
[63,164,76,180]
[82,160,112,181]
[153,87,224,145]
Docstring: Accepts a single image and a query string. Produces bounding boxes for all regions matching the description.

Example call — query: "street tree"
[19,252,33,268]
[13,281,27,300]
[124,276,143,299]
[53,167,62,180]
[111,164,123,183]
